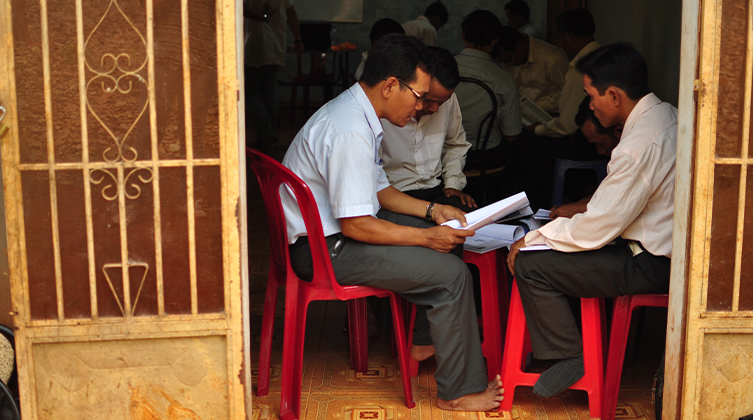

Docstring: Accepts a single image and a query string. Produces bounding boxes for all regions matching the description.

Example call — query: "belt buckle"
[628,241,644,257]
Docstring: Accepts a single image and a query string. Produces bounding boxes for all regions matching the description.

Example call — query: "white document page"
[442,192,530,230]
[533,209,552,220]
[520,95,554,126]
[465,224,527,254]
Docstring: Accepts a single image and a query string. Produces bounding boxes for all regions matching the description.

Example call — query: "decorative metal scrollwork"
[90,167,154,201]
[84,0,148,164]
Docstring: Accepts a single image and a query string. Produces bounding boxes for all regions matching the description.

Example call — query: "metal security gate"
[0,0,248,418]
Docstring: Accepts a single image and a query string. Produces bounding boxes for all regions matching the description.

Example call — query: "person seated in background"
[494,26,569,115]
[381,46,477,212]
[531,8,601,138]
[354,18,406,80]
[403,1,449,46]
[504,0,542,39]
[455,10,522,171]
[507,43,677,399]
[282,34,504,411]
[549,96,622,219]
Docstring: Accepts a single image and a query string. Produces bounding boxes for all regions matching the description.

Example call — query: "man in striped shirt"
[281,34,504,411]
[506,43,677,398]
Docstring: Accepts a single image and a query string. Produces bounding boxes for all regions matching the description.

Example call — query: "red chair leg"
[408,305,418,377]
[602,295,633,420]
[347,298,369,372]
[257,269,281,397]
[499,281,538,413]
[578,298,605,419]
[389,295,416,408]
[467,250,505,382]
[279,292,310,420]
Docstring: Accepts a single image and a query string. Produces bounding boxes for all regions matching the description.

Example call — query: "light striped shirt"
[402,16,437,46]
[281,83,390,244]
[525,93,677,257]
[504,35,569,114]
[380,94,470,192]
[455,48,523,150]
[535,41,601,137]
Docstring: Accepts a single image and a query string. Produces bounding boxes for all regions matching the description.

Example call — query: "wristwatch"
[425,202,435,221]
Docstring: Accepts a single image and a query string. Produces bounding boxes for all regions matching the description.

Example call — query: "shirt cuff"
[524,230,547,247]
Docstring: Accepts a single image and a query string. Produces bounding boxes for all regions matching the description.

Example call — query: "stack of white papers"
[464,224,526,254]
[442,192,529,230]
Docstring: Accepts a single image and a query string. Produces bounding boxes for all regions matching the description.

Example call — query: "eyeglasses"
[395,77,426,102]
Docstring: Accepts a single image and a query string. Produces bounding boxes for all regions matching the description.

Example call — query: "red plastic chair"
[406,249,509,381]
[247,149,415,420]
[602,294,668,420]
[499,279,605,418]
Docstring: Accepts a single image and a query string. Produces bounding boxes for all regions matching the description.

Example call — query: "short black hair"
[428,46,460,89]
[504,0,530,21]
[495,25,525,53]
[555,8,595,37]
[360,33,434,88]
[574,96,610,134]
[369,18,405,46]
[576,43,650,101]
[461,10,502,47]
[425,1,449,24]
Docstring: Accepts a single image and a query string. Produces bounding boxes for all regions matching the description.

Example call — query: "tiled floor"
[247,106,665,420]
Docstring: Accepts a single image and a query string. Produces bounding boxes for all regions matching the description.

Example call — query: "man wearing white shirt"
[455,10,522,171]
[282,34,504,411]
[402,1,449,46]
[244,0,304,148]
[495,27,569,115]
[381,47,477,211]
[504,0,542,39]
[506,44,676,398]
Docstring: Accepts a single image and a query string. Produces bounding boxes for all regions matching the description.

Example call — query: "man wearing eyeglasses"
[281,34,504,411]
[381,46,477,212]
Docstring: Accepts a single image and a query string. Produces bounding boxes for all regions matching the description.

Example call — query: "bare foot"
[436,375,504,411]
[410,344,435,362]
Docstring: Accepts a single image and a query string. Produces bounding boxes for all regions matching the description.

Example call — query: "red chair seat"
[248,149,415,420]
[500,279,605,418]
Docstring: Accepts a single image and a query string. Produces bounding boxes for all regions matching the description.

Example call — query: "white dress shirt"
[504,35,569,114]
[535,41,601,137]
[455,48,523,150]
[281,83,390,244]
[380,94,470,192]
[518,22,542,39]
[525,93,677,257]
[402,16,437,46]
[244,0,294,67]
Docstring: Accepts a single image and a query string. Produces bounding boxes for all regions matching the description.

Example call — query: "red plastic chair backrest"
[247,148,346,296]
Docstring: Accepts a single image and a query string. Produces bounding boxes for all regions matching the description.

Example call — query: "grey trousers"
[514,239,671,360]
[289,210,488,400]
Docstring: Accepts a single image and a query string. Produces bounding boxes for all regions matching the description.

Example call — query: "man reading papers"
[506,44,676,398]
[281,34,503,411]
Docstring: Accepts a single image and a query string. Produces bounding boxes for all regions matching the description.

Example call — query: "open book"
[442,192,529,230]
[464,224,527,254]
[520,95,554,126]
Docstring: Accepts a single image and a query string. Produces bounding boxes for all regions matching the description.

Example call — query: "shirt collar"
[459,47,492,60]
[349,82,384,144]
[623,93,661,135]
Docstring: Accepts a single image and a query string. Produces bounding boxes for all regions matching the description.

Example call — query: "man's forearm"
[377,186,430,219]
[340,216,429,247]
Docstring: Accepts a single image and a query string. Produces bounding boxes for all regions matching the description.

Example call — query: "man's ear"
[382,77,399,99]
[607,86,622,108]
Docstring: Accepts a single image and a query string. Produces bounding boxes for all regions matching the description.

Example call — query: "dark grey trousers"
[289,210,487,400]
[514,239,671,360]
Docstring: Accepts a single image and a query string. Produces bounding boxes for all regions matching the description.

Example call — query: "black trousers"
[513,239,670,360]
[402,183,476,213]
